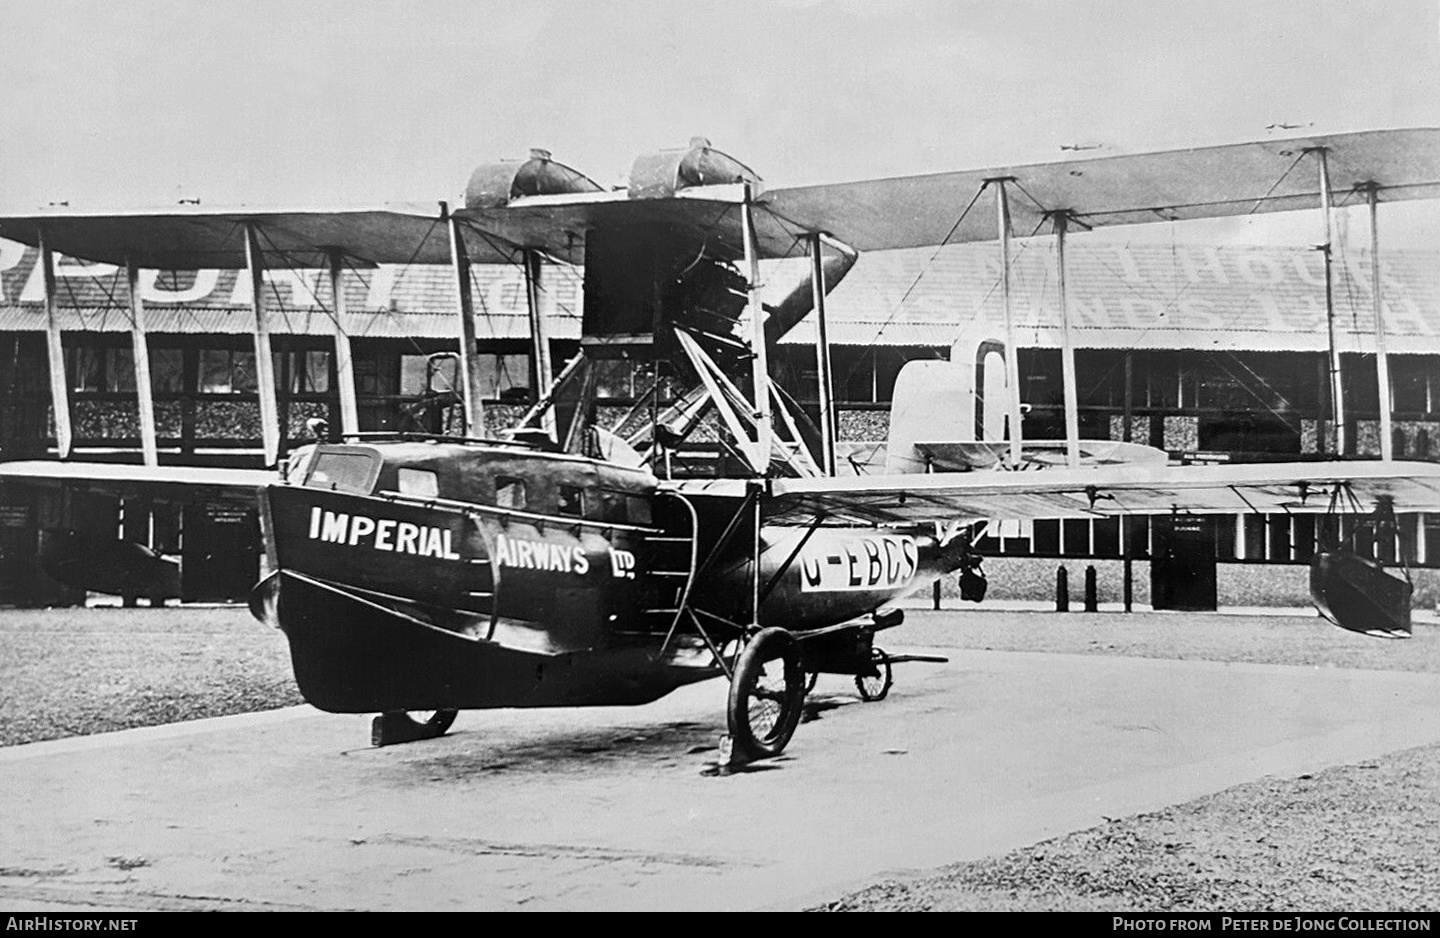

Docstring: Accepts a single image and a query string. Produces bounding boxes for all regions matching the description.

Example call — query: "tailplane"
[886,335,1166,472]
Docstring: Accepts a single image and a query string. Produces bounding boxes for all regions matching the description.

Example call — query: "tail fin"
[886,336,1010,473]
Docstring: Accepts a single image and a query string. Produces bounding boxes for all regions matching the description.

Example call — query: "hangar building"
[0,236,1435,605]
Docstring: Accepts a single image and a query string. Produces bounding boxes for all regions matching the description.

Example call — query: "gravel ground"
[0,605,301,746]
[812,610,1440,912]
[1,602,1437,911]
[814,747,1440,911]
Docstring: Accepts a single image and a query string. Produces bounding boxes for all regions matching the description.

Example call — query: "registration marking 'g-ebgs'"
[800,535,918,592]
[308,507,461,560]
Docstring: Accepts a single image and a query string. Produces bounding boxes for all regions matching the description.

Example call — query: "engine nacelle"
[464,148,602,210]
[628,137,763,200]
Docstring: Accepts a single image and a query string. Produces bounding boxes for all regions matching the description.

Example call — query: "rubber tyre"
[727,627,805,761]
[855,648,893,702]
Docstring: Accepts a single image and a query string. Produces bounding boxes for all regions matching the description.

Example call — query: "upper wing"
[4,129,1435,269]
[765,128,1440,252]
[0,204,467,269]
[450,128,1440,261]
[694,460,1440,527]
[0,460,276,504]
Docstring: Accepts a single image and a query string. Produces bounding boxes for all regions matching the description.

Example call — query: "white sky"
[0,0,1436,246]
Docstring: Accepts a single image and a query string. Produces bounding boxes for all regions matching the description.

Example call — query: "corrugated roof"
[804,242,1440,352]
[0,239,1434,352]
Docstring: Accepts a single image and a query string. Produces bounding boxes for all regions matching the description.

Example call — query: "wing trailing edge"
[745,459,1440,527]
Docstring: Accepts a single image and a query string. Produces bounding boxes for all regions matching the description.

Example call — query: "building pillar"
[243,223,281,466]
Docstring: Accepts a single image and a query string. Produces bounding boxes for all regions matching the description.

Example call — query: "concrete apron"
[2,646,1439,911]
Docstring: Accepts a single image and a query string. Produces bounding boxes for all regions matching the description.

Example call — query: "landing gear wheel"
[371,708,458,746]
[727,627,805,762]
[855,648,893,702]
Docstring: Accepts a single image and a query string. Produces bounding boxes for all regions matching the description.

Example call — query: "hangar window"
[278,350,330,394]
[397,352,530,402]
[151,348,184,392]
[66,346,127,393]
[200,349,257,394]
[1390,356,1436,415]
[66,346,185,394]
[357,356,395,396]
[478,353,531,401]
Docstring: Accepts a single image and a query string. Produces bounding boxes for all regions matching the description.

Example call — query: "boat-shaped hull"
[253,483,716,713]
[251,570,715,712]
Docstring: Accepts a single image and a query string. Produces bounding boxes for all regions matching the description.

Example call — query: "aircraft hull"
[254,483,718,713]
[252,482,968,714]
[253,569,717,713]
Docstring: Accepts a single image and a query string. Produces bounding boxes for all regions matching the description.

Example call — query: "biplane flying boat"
[2,130,1440,762]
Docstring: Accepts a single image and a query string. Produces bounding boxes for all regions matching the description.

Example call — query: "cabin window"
[596,489,629,523]
[397,468,439,498]
[496,476,527,510]
[558,485,584,517]
[305,451,378,493]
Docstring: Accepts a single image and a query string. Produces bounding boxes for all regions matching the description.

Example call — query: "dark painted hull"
[254,570,718,713]
[252,481,965,715]
[253,482,719,714]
